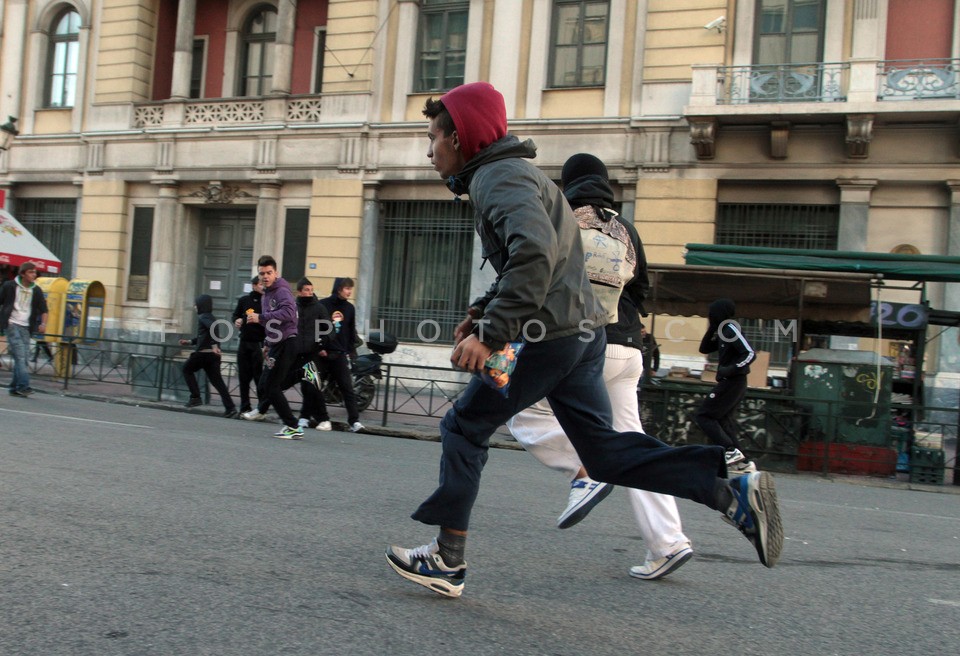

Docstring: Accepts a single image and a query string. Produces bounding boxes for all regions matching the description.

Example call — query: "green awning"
[684,244,960,283]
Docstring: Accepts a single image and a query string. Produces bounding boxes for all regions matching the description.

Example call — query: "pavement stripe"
[928,598,960,608]
[0,407,152,429]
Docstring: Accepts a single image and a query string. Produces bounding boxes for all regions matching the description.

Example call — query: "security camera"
[704,16,726,33]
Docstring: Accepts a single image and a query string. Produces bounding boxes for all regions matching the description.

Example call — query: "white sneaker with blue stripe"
[386,539,466,598]
[557,476,614,529]
[725,471,783,567]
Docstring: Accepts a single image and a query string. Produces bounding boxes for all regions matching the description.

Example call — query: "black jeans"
[256,338,298,427]
[695,375,748,452]
[236,340,263,411]
[183,351,235,410]
[319,352,360,425]
[282,353,330,423]
[411,330,725,531]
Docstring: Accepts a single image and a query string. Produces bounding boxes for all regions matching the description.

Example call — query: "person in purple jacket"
[241,255,303,439]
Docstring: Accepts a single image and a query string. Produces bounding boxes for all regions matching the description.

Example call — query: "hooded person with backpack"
[506,153,693,581]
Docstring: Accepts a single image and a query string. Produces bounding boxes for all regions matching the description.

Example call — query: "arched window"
[45,8,81,107]
[239,6,277,96]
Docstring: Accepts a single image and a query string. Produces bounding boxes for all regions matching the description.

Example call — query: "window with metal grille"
[375,200,474,344]
[716,203,839,250]
[415,0,468,93]
[716,202,838,365]
[549,0,609,88]
[15,198,77,277]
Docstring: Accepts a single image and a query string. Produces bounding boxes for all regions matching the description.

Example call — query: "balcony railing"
[878,59,960,100]
[132,95,356,129]
[720,62,848,105]
[691,59,960,108]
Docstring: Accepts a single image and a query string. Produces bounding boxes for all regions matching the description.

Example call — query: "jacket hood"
[297,294,318,306]
[708,298,737,324]
[563,174,615,211]
[446,135,537,196]
[265,277,292,295]
[194,294,213,314]
[440,82,508,163]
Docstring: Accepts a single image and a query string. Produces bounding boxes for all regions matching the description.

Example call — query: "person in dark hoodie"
[317,277,363,432]
[241,255,302,439]
[231,275,266,414]
[696,298,758,473]
[385,82,782,600]
[179,294,237,417]
[290,278,334,432]
[506,153,692,581]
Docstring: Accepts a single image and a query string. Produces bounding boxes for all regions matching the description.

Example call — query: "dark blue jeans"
[412,329,725,531]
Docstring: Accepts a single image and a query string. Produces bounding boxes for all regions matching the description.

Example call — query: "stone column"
[270,0,297,95]
[938,182,960,373]
[0,0,28,124]
[170,0,197,99]
[148,182,180,320]
[253,183,281,265]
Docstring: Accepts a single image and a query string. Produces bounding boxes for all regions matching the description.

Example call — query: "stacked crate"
[909,446,945,485]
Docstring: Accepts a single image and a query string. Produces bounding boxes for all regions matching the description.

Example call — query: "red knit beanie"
[440,82,507,162]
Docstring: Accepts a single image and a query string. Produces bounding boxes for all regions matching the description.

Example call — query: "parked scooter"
[303,329,397,413]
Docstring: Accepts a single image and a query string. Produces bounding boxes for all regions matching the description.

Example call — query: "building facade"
[0,0,957,403]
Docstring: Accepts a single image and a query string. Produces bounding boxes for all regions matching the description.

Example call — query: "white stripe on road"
[0,407,151,429]
[929,599,960,608]
[785,499,960,523]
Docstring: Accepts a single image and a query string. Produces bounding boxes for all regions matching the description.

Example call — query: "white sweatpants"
[507,343,690,560]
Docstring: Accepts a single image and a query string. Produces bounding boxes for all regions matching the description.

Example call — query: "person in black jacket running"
[231,276,265,414]
[318,277,363,432]
[180,294,237,417]
[695,298,757,473]
[290,278,334,431]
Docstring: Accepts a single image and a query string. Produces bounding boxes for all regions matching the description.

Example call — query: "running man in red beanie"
[385,82,783,598]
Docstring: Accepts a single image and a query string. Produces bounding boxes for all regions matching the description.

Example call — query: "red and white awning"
[0,208,62,274]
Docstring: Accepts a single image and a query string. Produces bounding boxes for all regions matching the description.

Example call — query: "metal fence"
[3,335,957,485]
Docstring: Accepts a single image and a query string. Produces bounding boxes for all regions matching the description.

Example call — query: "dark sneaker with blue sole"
[386,539,466,598]
[726,471,783,567]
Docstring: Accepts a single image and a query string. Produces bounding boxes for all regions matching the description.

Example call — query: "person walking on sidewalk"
[179,294,238,418]
[231,276,265,415]
[695,298,758,473]
[318,277,364,433]
[0,262,48,397]
[385,82,783,599]
[506,152,692,581]
[241,255,303,440]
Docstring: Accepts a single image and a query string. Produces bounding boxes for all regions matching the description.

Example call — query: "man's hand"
[234,318,243,328]
[453,308,480,345]
[451,334,492,373]
[247,312,260,324]
[178,339,189,346]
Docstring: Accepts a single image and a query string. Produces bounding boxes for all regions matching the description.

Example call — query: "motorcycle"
[303,329,397,413]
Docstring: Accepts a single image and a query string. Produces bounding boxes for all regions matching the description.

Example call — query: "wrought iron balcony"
[878,59,960,100]
[719,62,848,105]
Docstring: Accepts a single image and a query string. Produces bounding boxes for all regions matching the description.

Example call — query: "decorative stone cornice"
[770,121,790,159]
[186,181,253,204]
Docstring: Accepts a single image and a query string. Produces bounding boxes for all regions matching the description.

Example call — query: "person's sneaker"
[185,397,203,408]
[729,459,757,473]
[297,418,310,429]
[557,477,614,529]
[9,389,29,397]
[241,409,267,421]
[725,471,784,568]
[349,422,365,433]
[316,420,332,432]
[273,425,304,440]
[302,361,321,389]
[724,448,748,466]
[223,408,239,419]
[629,545,694,581]
[21,387,35,395]
[385,539,466,598]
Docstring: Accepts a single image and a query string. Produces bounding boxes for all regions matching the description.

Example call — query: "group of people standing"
[179,255,364,440]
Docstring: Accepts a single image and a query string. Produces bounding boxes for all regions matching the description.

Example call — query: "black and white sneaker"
[557,477,614,529]
[386,539,466,598]
[726,471,783,567]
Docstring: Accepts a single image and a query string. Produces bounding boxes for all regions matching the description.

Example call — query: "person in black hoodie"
[179,294,237,417]
[288,278,333,431]
[231,276,265,414]
[506,153,692,581]
[695,298,757,473]
[318,277,363,432]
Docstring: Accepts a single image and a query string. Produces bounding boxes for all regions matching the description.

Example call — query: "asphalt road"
[1,393,958,656]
